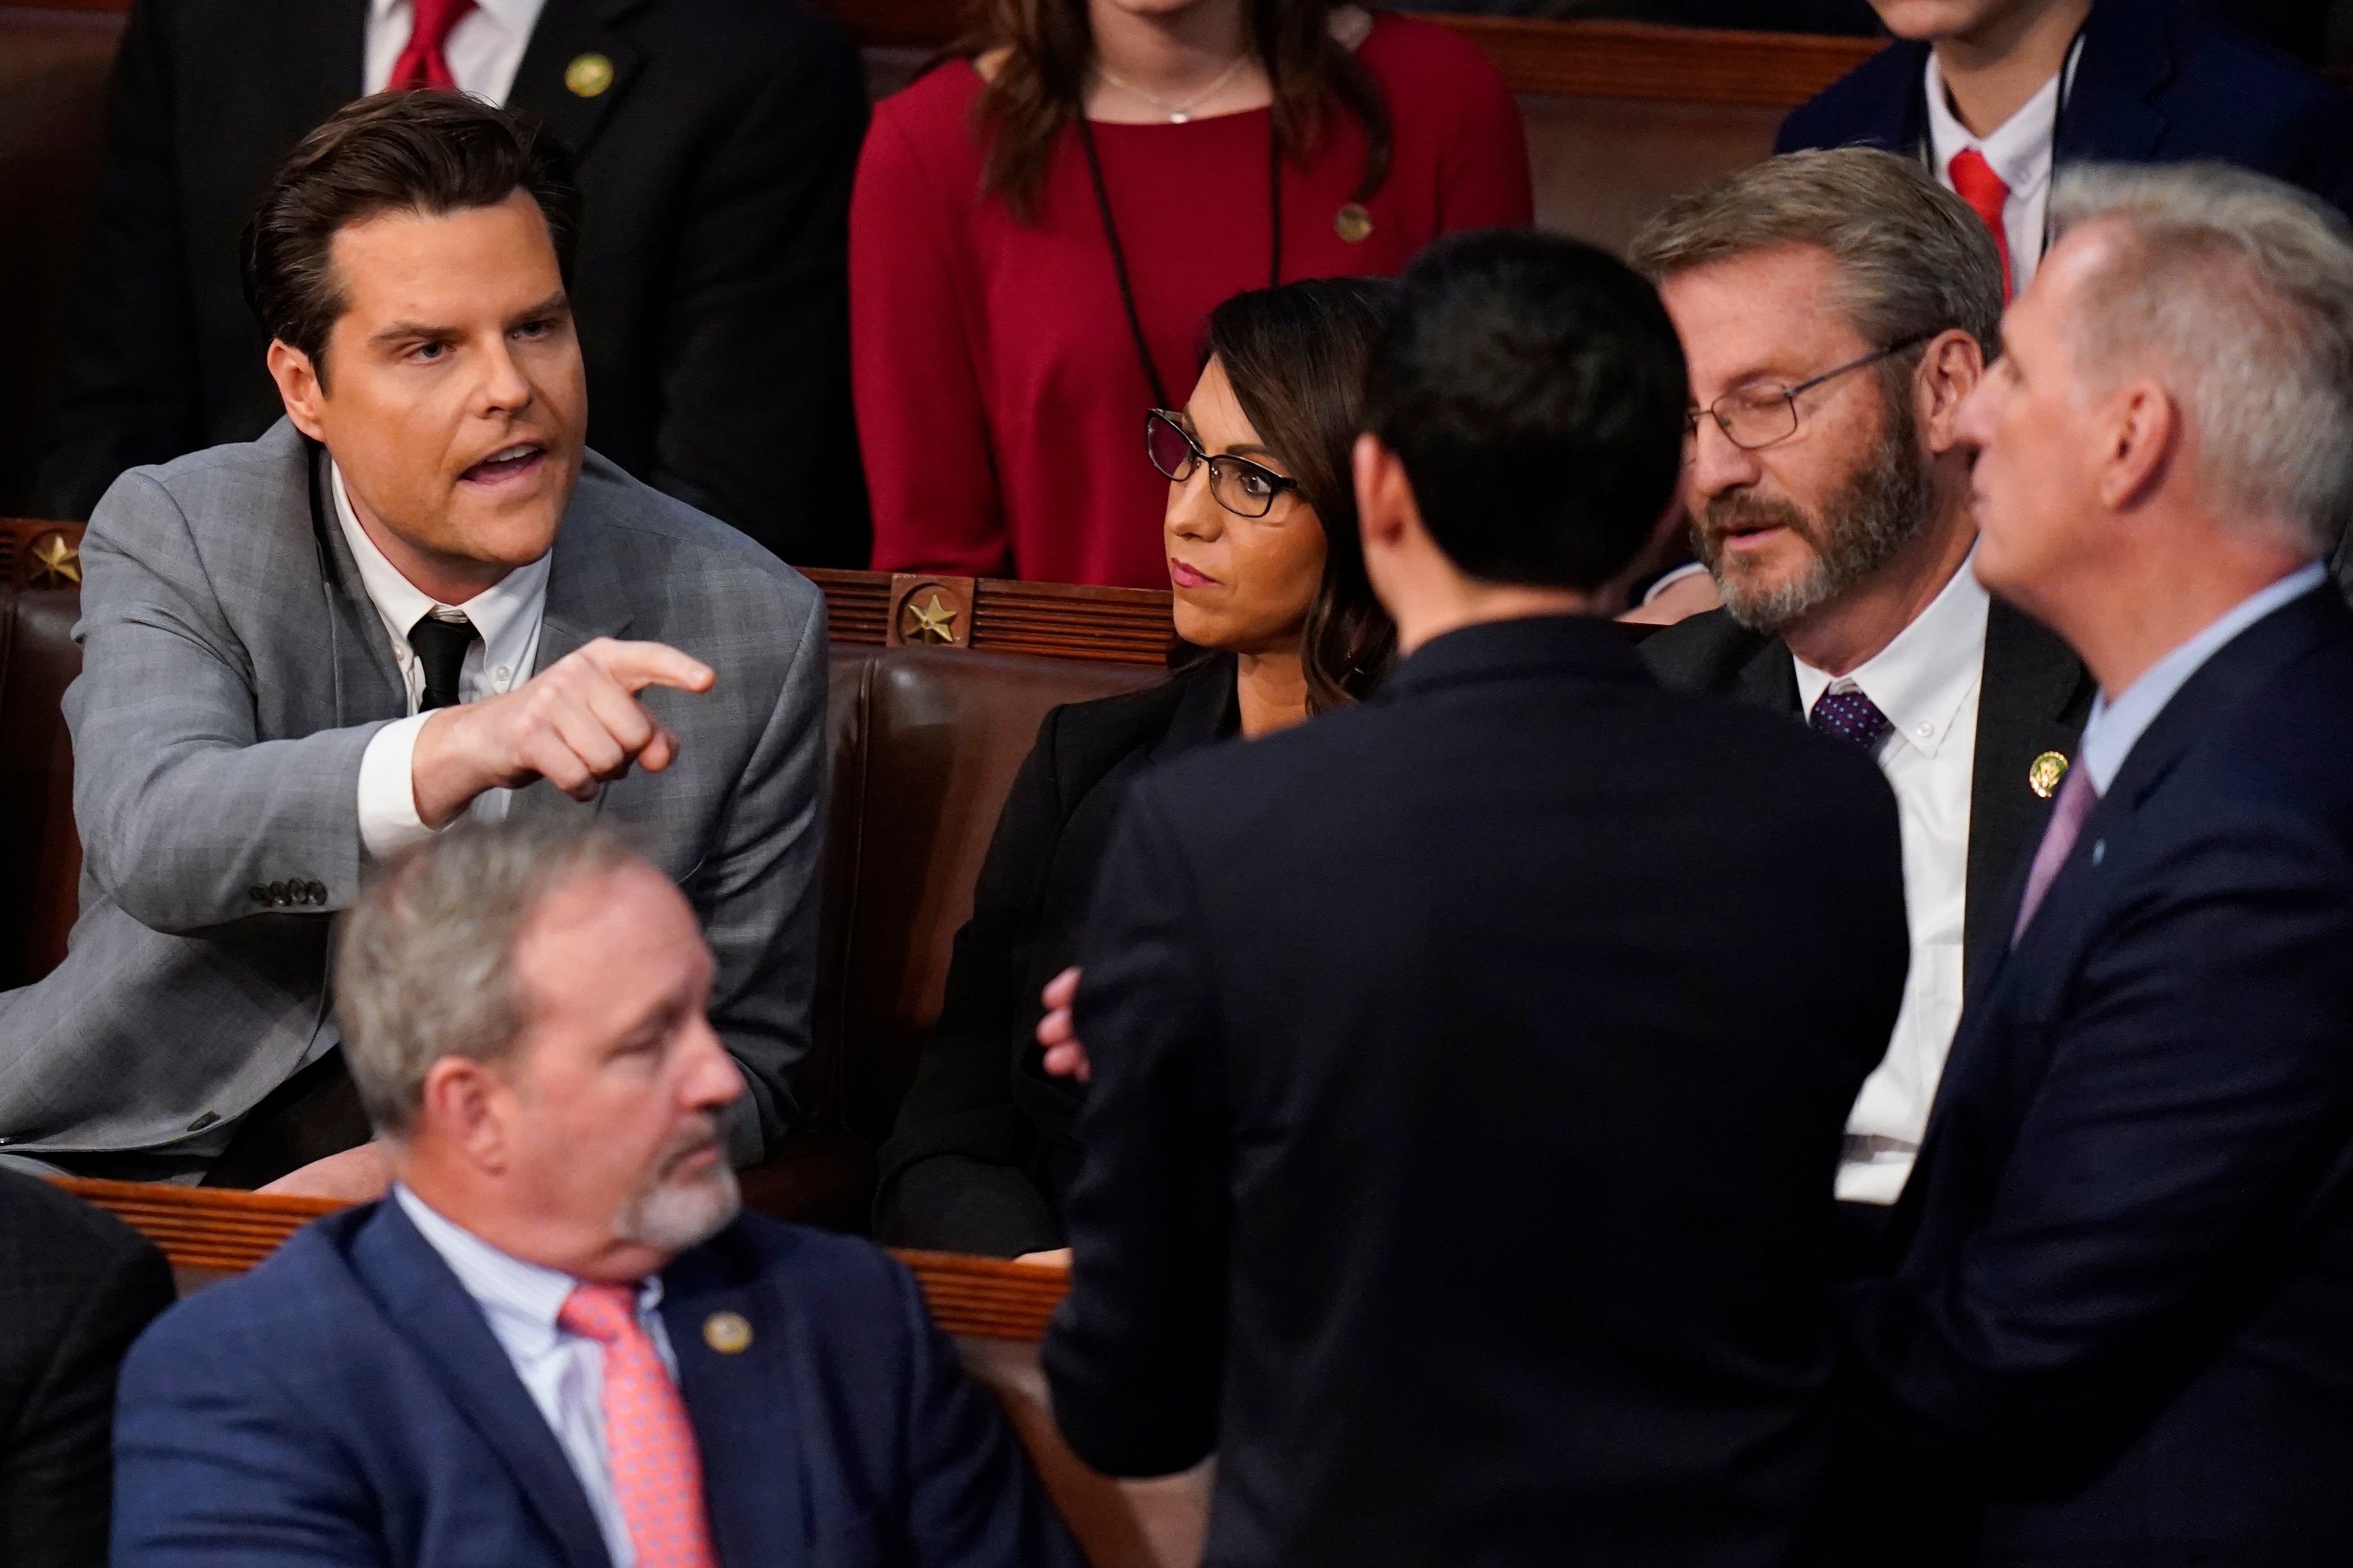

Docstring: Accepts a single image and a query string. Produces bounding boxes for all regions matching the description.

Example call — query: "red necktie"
[388,0,476,92]
[1948,148,2015,302]
[2012,760,2098,945]
[558,1284,720,1568]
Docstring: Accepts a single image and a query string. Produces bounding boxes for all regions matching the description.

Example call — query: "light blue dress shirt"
[2076,563,2328,794]
[394,1185,679,1568]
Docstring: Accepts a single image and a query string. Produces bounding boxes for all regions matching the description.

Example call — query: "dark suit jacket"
[874,655,1238,1258]
[1843,586,2353,1565]
[1044,615,1909,1568]
[1643,598,2094,991]
[0,1170,173,1568]
[1777,0,2353,220]
[113,1198,1078,1568]
[34,0,869,565]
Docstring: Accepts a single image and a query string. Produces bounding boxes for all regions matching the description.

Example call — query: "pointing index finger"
[591,640,716,696]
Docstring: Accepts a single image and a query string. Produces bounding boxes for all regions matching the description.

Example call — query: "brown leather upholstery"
[0,582,85,988]
[0,7,127,513]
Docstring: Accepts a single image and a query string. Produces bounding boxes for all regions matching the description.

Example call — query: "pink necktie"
[1948,149,2015,302]
[388,0,476,91]
[2012,761,2098,945]
[557,1284,719,1568]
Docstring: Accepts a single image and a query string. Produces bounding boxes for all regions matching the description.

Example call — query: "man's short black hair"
[1362,230,1689,591]
[241,90,580,386]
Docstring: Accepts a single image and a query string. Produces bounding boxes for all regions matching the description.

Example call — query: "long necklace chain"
[1094,53,1251,125]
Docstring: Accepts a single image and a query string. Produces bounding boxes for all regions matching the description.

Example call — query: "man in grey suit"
[0,91,827,1194]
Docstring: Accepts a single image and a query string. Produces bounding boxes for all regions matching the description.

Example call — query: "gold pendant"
[2028,751,2069,799]
[1334,203,1373,244]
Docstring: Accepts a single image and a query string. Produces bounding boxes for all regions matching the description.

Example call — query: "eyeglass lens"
[1146,411,1283,518]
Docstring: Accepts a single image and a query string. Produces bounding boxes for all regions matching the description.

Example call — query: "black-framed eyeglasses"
[1146,409,1300,519]
[1685,334,1932,452]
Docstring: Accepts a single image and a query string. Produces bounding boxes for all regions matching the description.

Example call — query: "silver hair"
[335,819,640,1139]
[2047,162,2353,557]
[1630,146,2007,369]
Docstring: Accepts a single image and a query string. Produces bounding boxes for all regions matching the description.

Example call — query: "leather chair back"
[0,581,84,988]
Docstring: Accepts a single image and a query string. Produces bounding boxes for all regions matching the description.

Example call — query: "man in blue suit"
[1840,164,2353,1564]
[1780,0,2353,297]
[112,820,1077,1568]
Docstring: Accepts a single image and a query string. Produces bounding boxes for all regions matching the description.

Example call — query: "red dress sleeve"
[1437,48,1534,232]
[851,94,1012,577]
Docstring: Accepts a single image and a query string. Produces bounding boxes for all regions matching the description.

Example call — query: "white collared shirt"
[334,460,550,858]
[363,0,549,104]
[1922,40,2082,296]
[394,1185,675,1568]
[1793,554,1990,1205]
[2079,562,2328,793]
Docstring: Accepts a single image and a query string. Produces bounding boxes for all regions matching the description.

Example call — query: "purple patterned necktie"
[1809,686,1893,749]
[2012,761,2100,945]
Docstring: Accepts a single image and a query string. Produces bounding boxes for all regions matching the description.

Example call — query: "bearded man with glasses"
[1632,147,2093,1270]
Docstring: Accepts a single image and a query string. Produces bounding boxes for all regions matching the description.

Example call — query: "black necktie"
[407,612,479,711]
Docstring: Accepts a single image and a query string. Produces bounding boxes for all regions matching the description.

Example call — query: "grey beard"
[1698,396,1935,635]
[613,1125,741,1254]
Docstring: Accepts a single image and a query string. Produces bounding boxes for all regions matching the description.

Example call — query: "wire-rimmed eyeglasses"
[1685,334,1931,452]
[1146,409,1300,519]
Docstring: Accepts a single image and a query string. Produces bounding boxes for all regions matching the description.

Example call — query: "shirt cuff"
[357,712,438,859]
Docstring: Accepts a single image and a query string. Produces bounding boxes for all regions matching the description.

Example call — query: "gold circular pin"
[702,1311,753,1355]
[565,52,616,98]
[2028,751,2069,799]
[1333,203,1374,245]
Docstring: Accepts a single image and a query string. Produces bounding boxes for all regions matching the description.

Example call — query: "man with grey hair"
[1840,162,2353,1564]
[111,820,1080,1568]
[1634,147,2093,1259]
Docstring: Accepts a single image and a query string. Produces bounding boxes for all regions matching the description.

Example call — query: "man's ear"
[1353,432,1419,559]
[2097,378,2179,514]
[416,1055,512,1174]
[1916,329,1988,458]
[267,339,329,443]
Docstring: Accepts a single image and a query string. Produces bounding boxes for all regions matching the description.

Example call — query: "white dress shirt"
[1923,39,2083,296]
[2078,563,2329,793]
[363,0,549,103]
[394,1185,675,1568]
[1793,555,1989,1205]
[334,461,550,858]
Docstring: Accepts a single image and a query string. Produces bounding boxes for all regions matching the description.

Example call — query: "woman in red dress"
[854,0,1533,588]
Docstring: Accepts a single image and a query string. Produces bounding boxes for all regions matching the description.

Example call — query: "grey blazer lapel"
[304,441,408,728]
[508,502,636,826]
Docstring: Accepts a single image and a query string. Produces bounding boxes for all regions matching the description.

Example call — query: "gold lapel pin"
[565,52,616,99]
[2028,751,2069,799]
[702,1311,753,1355]
[1333,203,1373,245]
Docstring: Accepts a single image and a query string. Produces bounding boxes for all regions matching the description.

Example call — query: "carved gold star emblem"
[27,533,80,588]
[903,591,959,645]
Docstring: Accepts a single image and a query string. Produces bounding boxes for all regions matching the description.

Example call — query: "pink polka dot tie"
[558,1283,719,1568]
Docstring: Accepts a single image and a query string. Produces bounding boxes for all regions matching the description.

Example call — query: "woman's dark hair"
[961,0,1391,223]
[1363,230,1687,591]
[241,91,580,387]
[1202,275,1398,712]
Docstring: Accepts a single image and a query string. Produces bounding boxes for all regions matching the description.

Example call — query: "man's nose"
[1686,416,1763,500]
[677,1014,744,1111]
[473,336,535,416]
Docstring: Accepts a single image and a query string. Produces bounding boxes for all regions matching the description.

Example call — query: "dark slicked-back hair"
[241,90,580,387]
[1362,229,1687,590]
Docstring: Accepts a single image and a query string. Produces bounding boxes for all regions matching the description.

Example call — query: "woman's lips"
[1169,557,1216,590]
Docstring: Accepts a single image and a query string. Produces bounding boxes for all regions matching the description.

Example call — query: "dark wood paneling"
[805,567,1174,667]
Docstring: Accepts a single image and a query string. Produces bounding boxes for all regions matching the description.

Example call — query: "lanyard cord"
[1915,24,2089,264]
[1078,109,1284,412]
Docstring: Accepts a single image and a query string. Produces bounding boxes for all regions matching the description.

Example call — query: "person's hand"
[1037,967,1091,1083]
[410,638,715,827]
[1014,1248,1072,1270]
[256,1142,393,1203]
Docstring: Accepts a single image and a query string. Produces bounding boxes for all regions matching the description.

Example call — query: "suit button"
[268,880,290,905]
[248,886,270,905]
[306,880,328,904]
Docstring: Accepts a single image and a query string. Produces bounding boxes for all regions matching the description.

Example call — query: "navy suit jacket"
[1778,0,2353,220]
[1841,586,2353,1565]
[112,1201,1078,1568]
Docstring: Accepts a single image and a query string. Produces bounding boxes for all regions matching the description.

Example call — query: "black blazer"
[1642,598,2094,990]
[34,0,870,565]
[1845,586,2353,1565]
[874,655,1239,1257]
[1777,0,2353,220]
[1045,616,1909,1568]
[0,1170,176,1568]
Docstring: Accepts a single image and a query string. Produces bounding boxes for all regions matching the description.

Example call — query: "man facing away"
[1842,164,2353,1565]
[1043,231,1911,1567]
[113,820,1078,1568]
[1779,0,2353,293]
[0,92,827,1194]
[1634,148,2092,1263]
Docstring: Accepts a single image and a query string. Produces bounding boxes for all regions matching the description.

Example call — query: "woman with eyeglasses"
[874,278,1396,1259]
[853,0,1529,590]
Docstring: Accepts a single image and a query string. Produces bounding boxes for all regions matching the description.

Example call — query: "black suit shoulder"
[0,1171,176,1568]
[1777,38,1930,155]
[1638,607,1781,695]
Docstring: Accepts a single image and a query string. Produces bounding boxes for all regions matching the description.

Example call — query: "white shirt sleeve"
[357,712,441,859]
